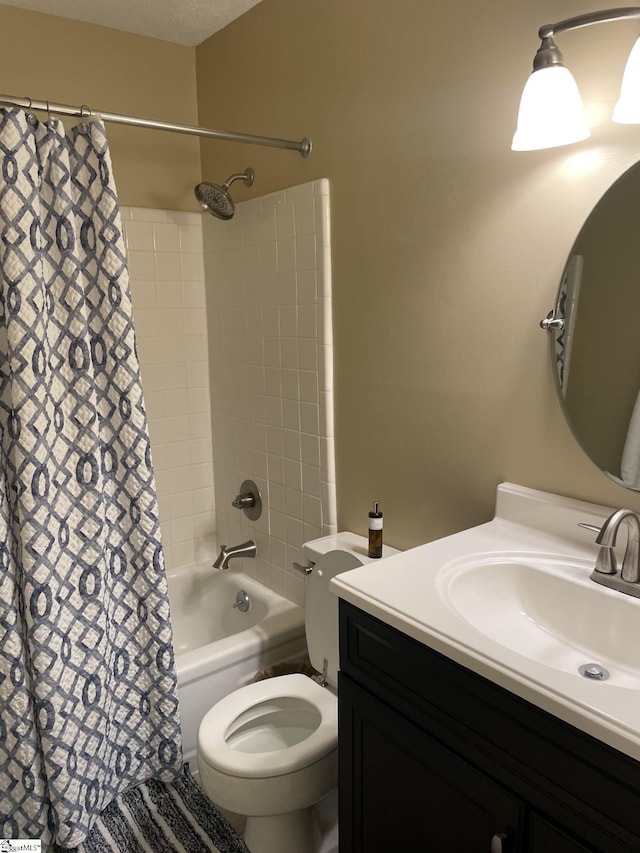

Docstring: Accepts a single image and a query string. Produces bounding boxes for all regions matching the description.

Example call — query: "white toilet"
[197,532,396,853]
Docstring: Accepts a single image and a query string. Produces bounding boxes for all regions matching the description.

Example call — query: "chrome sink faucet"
[213,539,256,570]
[580,509,640,597]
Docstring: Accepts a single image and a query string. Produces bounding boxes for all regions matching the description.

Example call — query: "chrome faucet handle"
[577,522,617,575]
[594,510,640,583]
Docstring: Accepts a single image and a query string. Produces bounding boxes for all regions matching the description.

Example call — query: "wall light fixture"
[512,7,640,151]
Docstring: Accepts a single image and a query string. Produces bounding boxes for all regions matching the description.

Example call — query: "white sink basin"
[438,552,640,687]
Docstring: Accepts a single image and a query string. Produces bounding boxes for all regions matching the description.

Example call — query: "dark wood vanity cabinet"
[338,601,640,853]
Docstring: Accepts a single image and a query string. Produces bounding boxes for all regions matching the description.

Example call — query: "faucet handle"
[577,522,601,534]
[578,522,617,575]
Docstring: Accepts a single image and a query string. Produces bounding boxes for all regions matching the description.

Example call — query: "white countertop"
[331,483,640,761]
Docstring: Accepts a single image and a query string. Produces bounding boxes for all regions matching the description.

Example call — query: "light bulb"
[512,65,590,151]
[613,36,640,123]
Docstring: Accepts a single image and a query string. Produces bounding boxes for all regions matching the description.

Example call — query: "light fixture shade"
[512,65,591,151]
[613,37,640,123]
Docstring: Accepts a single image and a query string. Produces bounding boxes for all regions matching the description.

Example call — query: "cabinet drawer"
[339,600,640,851]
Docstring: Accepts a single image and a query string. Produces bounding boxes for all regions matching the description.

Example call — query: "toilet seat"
[198,673,337,779]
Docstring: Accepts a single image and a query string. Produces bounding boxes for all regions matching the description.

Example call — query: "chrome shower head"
[194,167,254,220]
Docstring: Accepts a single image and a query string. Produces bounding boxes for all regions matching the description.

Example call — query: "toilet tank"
[302,532,400,687]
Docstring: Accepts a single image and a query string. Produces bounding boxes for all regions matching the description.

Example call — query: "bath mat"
[68,765,249,853]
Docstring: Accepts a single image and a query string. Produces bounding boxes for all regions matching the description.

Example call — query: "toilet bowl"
[197,532,397,853]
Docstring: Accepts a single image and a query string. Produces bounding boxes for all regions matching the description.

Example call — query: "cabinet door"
[528,813,600,853]
[339,674,524,853]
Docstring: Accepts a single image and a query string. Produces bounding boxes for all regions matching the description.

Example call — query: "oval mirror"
[550,160,640,490]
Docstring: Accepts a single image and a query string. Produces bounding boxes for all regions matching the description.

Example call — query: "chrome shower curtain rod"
[0,93,312,157]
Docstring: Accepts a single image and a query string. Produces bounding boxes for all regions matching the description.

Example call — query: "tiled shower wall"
[121,206,217,572]
[121,178,336,605]
[204,179,336,606]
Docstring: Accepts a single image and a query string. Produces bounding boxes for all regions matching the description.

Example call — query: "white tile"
[313,178,330,196]
[276,201,295,239]
[260,242,278,276]
[317,248,332,296]
[130,279,157,310]
[294,197,316,236]
[315,196,331,248]
[297,269,317,305]
[270,509,287,540]
[263,338,280,368]
[154,222,181,253]
[265,396,283,428]
[181,253,205,281]
[184,309,208,336]
[300,402,319,435]
[169,490,195,519]
[283,429,301,461]
[156,253,182,281]
[281,368,299,401]
[302,463,321,497]
[278,271,297,305]
[285,487,303,519]
[266,426,284,456]
[263,306,280,337]
[156,281,183,308]
[264,367,282,397]
[279,305,298,337]
[261,273,279,306]
[301,432,320,466]
[173,540,195,569]
[190,437,213,464]
[241,212,260,246]
[258,210,277,244]
[282,398,300,431]
[320,436,336,483]
[244,244,261,277]
[298,338,318,371]
[125,220,154,251]
[130,207,168,223]
[277,237,296,272]
[171,515,195,544]
[280,337,298,369]
[298,304,317,338]
[300,370,319,403]
[128,250,156,280]
[284,459,302,490]
[285,516,303,549]
[303,494,323,528]
[296,234,317,270]
[180,224,204,254]
[267,453,285,484]
[187,361,209,389]
[182,280,206,308]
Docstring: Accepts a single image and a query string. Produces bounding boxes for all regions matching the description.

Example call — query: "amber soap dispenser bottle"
[368,501,383,558]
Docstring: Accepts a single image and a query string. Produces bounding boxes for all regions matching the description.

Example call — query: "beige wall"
[0,4,200,209]
[196,0,640,549]
[5,1,640,553]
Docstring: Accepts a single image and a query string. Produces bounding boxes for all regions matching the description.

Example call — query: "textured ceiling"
[0,0,263,46]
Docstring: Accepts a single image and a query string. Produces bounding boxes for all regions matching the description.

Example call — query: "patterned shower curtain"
[0,108,182,848]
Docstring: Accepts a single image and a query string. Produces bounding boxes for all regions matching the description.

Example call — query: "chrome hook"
[25,96,37,126]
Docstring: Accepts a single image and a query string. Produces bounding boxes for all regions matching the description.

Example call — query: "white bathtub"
[167,562,306,763]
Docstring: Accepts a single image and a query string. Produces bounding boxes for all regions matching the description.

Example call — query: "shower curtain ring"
[25,96,37,126]
[79,104,92,131]
[46,100,54,123]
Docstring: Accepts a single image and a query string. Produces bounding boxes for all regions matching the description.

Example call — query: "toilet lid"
[198,673,337,779]
[305,550,363,686]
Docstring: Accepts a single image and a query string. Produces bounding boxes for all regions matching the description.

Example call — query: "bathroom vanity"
[338,601,640,852]
[332,484,640,853]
